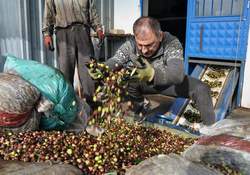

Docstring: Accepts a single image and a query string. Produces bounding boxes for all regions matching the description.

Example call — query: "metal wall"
[0,0,114,68]
[0,1,29,60]
[96,0,114,33]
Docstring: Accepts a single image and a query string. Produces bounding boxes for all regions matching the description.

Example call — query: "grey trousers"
[128,75,216,125]
[56,25,95,101]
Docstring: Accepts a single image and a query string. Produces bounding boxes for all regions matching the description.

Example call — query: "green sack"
[4,55,77,130]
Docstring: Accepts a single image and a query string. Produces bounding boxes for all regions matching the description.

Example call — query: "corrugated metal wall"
[0,0,114,68]
[0,1,30,60]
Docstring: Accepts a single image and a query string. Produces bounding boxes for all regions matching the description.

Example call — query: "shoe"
[133,98,151,123]
[177,116,204,132]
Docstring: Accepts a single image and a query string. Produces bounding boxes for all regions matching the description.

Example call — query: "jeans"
[127,75,215,125]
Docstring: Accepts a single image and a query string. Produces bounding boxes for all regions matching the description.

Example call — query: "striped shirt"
[42,0,102,35]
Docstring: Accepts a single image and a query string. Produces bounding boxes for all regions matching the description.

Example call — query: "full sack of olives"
[0,73,40,127]
[4,55,77,130]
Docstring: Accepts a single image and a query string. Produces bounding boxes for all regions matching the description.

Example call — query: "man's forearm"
[104,41,132,70]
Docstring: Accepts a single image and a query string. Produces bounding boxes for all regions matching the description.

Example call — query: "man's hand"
[130,58,155,82]
[44,35,54,51]
[96,29,104,41]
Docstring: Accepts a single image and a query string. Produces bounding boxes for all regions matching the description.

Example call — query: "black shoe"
[133,98,151,123]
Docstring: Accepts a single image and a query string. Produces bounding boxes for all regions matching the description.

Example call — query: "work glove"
[130,58,155,82]
[44,35,54,51]
[87,67,103,80]
[97,29,104,40]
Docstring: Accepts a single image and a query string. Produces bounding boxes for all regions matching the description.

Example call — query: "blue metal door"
[185,0,250,68]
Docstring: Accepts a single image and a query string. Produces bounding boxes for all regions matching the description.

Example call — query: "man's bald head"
[133,17,162,38]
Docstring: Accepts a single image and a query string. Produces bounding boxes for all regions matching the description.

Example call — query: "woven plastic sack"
[126,154,222,175]
[0,109,41,133]
[4,55,77,130]
[0,160,82,175]
[182,134,250,174]
[0,73,40,127]
[200,117,250,140]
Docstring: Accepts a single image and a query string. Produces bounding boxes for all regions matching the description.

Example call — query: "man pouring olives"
[88,16,215,127]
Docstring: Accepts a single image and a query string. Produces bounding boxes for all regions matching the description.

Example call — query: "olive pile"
[203,79,222,88]
[182,100,202,124]
[183,109,202,123]
[0,62,240,175]
[206,69,226,79]
[0,61,196,174]
[0,118,195,174]
[211,90,219,98]
[207,164,241,175]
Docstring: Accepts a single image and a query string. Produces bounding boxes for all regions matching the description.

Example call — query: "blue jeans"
[127,75,215,125]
